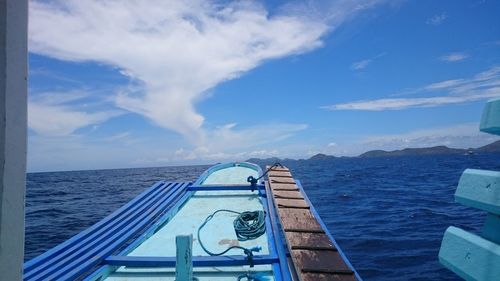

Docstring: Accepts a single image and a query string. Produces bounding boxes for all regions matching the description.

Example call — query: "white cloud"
[29,0,390,144]
[173,123,308,160]
[27,122,307,171]
[426,13,447,26]
[350,53,386,70]
[360,123,499,150]
[440,52,469,62]
[323,66,500,111]
[28,92,123,136]
[351,59,372,70]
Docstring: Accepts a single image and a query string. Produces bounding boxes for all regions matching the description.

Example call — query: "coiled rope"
[197,209,266,267]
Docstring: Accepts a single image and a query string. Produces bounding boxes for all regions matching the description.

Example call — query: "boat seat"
[23,181,191,281]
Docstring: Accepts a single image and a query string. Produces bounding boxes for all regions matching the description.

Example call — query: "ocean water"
[25,154,500,280]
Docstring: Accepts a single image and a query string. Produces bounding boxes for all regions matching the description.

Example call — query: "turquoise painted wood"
[439,227,500,281]
[482,214,500,245]
[480,97,500,135]
[440,99,500,280]
[455,169,500,215]
[175,235,193,281]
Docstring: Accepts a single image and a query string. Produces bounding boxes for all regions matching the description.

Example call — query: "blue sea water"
[25,154,500,280]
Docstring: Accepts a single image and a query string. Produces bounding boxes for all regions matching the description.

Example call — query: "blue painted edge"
[259,182,286,281]
[23,181,166,272]
[296,180,363,281]
[194,162,264,186]
[105,254,279,267]
[264,181,293,281]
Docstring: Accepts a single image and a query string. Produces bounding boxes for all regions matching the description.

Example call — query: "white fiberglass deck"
[105,164,274,280]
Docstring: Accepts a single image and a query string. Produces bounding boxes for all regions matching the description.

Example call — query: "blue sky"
[28,0,500,172]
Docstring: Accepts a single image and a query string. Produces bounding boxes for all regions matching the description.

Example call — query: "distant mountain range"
[246,140,500,164]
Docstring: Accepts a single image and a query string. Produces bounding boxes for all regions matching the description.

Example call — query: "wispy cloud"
[29,0,390,144]
[28,92,123,136]
[28,122,307,171]
[426,13,447,26]
[360,123,499,150]
[350,53,386,70]
[323,66,500,111]
[440,52,469,62]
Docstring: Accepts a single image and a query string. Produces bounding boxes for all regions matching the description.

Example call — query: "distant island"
[246,140,500,163]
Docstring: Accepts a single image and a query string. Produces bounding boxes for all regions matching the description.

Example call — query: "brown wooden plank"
[268,171,293,178]
[301,273,357,281]
[271,178,296,184]
[276,198,309,209]
[273,190,304,199]
[293,249,353,273]
[268,167,289,172]
[287,232,336,250]
[267,165,358,281]
[270,183,299,190]
[277,208,323,232]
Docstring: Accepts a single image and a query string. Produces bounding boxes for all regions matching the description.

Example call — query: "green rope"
[197,209,266,266]
[233,211,266,241]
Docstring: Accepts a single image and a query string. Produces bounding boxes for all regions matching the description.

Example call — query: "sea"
[25,153,500,281]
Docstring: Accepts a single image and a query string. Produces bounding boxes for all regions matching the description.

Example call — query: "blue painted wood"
[259,182,286,281]
[83,190,196,281]
[455,169,500,214]
[24,181,166,272]
[175,235,193,281]
[482,213,500,244]
[28,182,191,281]
[264,181,293,281]
[480,97,500,135]
[105,254,279,267]
[24,181,179,280]
[439,226,500,281]
[296,180,364,281]
[53,182,191,281]
[188,184,265,191]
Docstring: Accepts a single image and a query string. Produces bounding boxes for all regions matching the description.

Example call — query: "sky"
[28,0,500,172]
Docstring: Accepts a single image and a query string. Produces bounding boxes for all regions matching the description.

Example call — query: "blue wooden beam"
[264,181,292,281]
[188,184,265,191]
[31,182,191,281]
[24,181,168,273]
[83,190,197,281]
[104,255,279,267]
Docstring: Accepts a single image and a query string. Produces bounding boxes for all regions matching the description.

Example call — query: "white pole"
[0,0,28,280]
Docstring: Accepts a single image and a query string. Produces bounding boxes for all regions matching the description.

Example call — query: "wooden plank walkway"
[267,166,358,281]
